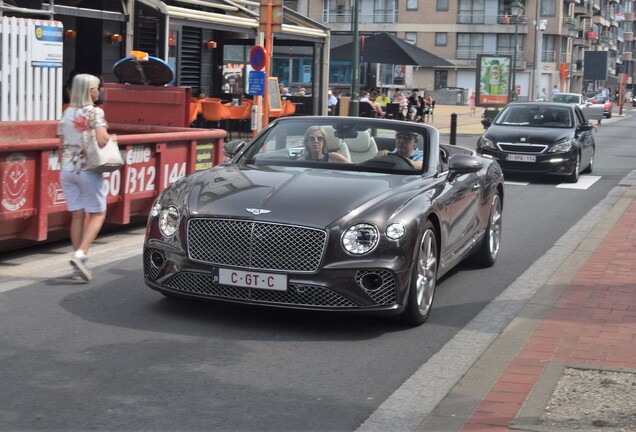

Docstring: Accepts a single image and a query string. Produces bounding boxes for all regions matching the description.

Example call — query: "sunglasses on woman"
[307,136,325,142]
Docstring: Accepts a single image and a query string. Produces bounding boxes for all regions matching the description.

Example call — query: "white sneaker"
[70,251,92,281]
[70,268,88,283]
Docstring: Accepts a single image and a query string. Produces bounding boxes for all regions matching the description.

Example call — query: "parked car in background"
[143,116,505,326]
[632,94,636,107]
[587,95,613,118]
[551,92,603,121]
[477,102,595,183]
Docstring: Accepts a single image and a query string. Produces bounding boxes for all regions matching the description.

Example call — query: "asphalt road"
[1,110,635,431]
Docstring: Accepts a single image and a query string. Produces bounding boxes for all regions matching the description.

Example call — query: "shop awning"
[139,0,328,40]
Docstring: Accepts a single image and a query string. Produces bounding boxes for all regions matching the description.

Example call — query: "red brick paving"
[462,198,636,431]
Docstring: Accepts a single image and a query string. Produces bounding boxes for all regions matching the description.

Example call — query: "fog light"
[151,251,166,268]
[360,273,383,291]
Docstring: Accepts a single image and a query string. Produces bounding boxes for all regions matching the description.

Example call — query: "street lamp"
[510,0,524,101]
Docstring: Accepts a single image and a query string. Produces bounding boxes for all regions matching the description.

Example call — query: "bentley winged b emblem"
[246,208,271,215]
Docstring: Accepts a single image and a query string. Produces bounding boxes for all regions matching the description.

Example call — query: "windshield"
[236,117,433,174]
[552,94,581,104]
[494,105,573,128]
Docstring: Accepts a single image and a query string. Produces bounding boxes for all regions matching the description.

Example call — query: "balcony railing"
[322,11,398,24]
[457,13,486,24]
[455,49,525,60]
[541,50,556,62]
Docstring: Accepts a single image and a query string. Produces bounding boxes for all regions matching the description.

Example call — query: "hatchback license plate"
[212,268,288,291]
[507,154,536,162]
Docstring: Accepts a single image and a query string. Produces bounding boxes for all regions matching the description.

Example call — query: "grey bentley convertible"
[143,116,504,326]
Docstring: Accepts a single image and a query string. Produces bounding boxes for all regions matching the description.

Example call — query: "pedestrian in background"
[57,74,112,282]
[374,89,392,108]
[468,91,476,115]
[550,85,559,100]
[537,88,547,101]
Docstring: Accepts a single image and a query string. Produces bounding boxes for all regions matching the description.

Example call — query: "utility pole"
[349,0,360,116]
[533,19,547,101]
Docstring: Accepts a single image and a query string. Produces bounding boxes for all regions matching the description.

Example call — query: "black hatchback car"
[477,102,595,183]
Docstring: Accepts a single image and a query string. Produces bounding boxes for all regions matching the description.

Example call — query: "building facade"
[289,0,635,101]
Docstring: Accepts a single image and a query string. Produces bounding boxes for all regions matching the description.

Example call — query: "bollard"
[450,113,457,145]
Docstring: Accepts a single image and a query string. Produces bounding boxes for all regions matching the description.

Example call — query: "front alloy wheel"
[472,193,502,267]
[402,221,438,326]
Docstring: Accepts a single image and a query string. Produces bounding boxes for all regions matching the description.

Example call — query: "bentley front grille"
[187,219,327,272]
[163,271,357,308]
[498,143,548,153]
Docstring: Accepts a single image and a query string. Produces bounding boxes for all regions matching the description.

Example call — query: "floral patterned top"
[57,105,108,172]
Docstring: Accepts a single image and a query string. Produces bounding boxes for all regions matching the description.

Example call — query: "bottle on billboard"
[489,60,501,95]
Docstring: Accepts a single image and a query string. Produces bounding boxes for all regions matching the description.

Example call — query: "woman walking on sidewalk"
[57,74,111,282]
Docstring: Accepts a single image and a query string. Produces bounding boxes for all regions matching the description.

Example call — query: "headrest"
[321,126,341,151]
[345,130,371,152]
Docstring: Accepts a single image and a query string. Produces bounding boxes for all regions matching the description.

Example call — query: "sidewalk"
[426,104,487,135]
[418,174,636,431]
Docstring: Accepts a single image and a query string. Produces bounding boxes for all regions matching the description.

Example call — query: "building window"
[373,0,397,23]
[496,34,523,56]
[457,33,483,59]
[437,0,449,12]
[435,32,448,47]
[406,0,418,10]
[458,0,485,24]
[434,70,448,89]
[405,32,417,45]
[541,35,556,62]
[540,0,556,17]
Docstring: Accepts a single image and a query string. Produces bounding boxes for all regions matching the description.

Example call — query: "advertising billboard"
[476,54,512,107]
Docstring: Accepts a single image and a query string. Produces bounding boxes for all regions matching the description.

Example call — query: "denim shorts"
[60,170,106,213]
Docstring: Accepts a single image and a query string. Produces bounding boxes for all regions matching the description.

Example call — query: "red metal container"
[0,121,225,251]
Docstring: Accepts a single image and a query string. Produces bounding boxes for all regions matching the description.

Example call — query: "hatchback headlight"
[342,223,379,255]
[477,136,496,150]
[158,206,179,237]
[547,139,574,153]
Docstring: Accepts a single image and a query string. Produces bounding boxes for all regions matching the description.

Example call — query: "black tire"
[566,152,580,183]
[401,221,438,326]
[582,147,594,174]
[472,193,502,267]
[606,111,612,119]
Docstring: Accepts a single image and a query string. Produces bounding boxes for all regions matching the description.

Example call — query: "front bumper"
[476,148,577,176]
[143,243,412,314]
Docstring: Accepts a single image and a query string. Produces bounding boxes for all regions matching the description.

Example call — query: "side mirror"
[481,118,492,129]
[222,139,247,159]
[448,154,483,180]
[577,123,592,132]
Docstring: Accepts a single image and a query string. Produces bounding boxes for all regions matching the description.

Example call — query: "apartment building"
[288,0,634,101]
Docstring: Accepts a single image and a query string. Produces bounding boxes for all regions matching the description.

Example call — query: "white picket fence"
[0,16,63,121]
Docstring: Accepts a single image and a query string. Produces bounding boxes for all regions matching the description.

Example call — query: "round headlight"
[342,223,379,255]
[158,206,179,237]
[386,223,405,240]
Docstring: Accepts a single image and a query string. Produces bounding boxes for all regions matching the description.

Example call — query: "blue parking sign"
[248,71,266,96]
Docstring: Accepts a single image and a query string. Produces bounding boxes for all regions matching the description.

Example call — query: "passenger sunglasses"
[307,136,325,142]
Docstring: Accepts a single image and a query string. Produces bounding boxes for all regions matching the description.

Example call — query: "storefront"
[2,0,330,115]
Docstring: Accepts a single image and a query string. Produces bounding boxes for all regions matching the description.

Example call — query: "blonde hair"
[69,73,101,107]
[303,126,328,158]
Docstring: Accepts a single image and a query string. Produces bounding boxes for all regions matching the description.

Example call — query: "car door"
[435,164,481,268]
[580,96,603,121]
[574,107,594,162]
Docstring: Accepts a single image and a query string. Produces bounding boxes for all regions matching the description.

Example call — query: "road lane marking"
[557,175,601,189]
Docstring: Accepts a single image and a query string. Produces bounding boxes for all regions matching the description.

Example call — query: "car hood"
[485,125,573,144]
[181,164,421,227]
